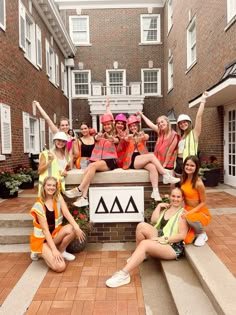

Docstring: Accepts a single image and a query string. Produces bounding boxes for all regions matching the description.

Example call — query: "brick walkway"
[0,184,235,314]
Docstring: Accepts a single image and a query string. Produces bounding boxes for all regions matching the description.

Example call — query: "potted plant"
[0,170,22,198]
[15,166,37,189]
[145,194,170,224]
[199,155,221,187]
[64,205,93,253]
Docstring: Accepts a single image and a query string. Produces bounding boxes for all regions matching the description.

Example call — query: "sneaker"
[73,197,89,208]
[62,251,76,261]
[106,270,130,288]
[151,188,162,201]
[194,232,208,247]
[30,252,39,261]
[64,187,82,198]
[163,172,180,185]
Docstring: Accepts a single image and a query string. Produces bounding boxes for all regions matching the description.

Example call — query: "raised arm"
[32,100,59,134]
[137,111,159,133]
[193,91,209,139]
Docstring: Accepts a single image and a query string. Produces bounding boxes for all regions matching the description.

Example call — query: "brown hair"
[181,155,200,188]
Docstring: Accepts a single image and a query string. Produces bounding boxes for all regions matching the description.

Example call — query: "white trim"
[186,16,196,70]
[167,0,173,34]
[140,14,161,44]
[36,24,42,68]
[168,54,173,91]
[0,103,12,154]
[0,0,6,31]
[72,70,91,98]
[22,112,30,153]
[39,118,45,151]
[106,69,127,96]
[227,0,236,24]
[141,68,161,96]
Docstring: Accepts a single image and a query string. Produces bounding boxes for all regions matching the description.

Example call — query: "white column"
[92,115,97,130]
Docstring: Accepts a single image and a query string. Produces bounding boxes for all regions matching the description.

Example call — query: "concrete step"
[0,227,32,244]
[161,258,217,315]
[0,214,32,227]
[0,243,30,252]
[185,244,236,315]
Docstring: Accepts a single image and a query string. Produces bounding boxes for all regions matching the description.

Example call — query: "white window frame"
[69,15,90,45]
[0,103,12,154]
[55,54,59,87]
[106,70,127,96]
[140,14,161,44]
[227,0,236,23]
[0,0,6,31]
[39,118,45,151]
[141,68,161,96]
[61,62,65,92]
[167,0,173,34]
[168,55,174,92]
[45,38,57,86]
[72,70,91,98]
[36,24,42,68]
[23,112,40,154]
[187,17,197,69]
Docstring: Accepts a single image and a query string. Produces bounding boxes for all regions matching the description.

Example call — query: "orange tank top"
[181,179,199,201]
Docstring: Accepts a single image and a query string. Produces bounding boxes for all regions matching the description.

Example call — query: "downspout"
[65,58,75,128]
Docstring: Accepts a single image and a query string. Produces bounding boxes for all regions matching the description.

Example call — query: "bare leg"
[53,224,76,252]
[134,153,165,174]
[124,239,176,273]
[135,222,158,246]
[41,243,66,272]
[142,163,159,189]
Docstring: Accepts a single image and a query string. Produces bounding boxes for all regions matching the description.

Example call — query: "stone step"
[185,244,236,315]
[0,227,32,244]
[161,257,217,315]
[0,214,32,228]
[0,243,30,253]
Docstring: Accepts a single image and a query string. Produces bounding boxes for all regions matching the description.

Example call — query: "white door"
[224,105,236,187]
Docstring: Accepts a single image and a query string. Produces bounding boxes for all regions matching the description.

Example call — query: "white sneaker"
[151,188,162,201]
[64,187,82,198]
[30,252,39,261]
[163,172,180,184]
[62,251,76,261]
[73,197,89,208]
[194,232,208,247]
[106,270,130,288]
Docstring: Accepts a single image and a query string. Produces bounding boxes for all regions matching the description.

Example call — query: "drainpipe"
[65,58,75,128]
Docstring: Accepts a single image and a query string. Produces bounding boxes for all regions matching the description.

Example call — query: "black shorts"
[103,159,118,170]
[130,152,140,169]
[174,157,183,175]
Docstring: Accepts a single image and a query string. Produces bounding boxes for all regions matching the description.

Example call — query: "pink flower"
[73,210,79,215]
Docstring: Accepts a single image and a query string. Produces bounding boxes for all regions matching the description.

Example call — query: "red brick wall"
[0,0,69,171]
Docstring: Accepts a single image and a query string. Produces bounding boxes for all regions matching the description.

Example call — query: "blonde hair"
[156,115,171,136]
[40,176,60,201]
[51,138,70,162]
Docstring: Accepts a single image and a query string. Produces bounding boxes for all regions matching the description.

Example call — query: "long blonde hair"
[156,115,172,137]
[51,139,70,162]
[40,176,60,201]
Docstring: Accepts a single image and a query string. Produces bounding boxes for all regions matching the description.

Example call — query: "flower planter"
[20,178,35,189]
[0,186,18,198]
[66,236,88,254]
[203,168,221,187]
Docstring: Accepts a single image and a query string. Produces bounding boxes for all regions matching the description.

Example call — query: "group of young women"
[30,92,211,280]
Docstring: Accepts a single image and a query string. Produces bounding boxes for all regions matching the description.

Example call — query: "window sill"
[139,42,162,46]
[144,94,163,98]
[24,55,40,71]
[0,155,6,161]
[72,95,90,99]
[75,43,92,47]
[224,15,236,32]
[185,60,197,75]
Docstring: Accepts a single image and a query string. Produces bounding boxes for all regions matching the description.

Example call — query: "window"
[227,0,236,23]
[39,118,45,151]
[106,70,126,95]
[141,69,161,96]
[19,1,42,68]
[72,70,91,97]
[23,112,40,154]
[0,103,12,154]
[0,0,6,31]
[69,16,90,45]
[45,39,58,86]
[168,55,173,91]
[167,0,173,33]
[187,17,196,69]
[140,14,161,44]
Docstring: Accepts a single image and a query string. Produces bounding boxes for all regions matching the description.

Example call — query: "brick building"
[0,0,236,187]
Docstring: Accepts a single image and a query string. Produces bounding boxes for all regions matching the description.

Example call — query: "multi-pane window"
[141,69,161,96]
[45,39,59,86]
[0,103,12,154]
[106,70,126,95]
[0,0,6,31]
[167,0,173,33]
[187,17,196,69]
[69,16,90,45]
[140,14,161,44]
[227,0,236,23]
[168,55,174,91]
[72,70,91,97]
[19,1,41,68]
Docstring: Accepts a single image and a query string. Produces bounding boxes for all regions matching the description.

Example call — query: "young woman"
[38,132,72,195]
[175,91,209,176]
[106,187,188,288]
[181,155,211,246]
[122,115,180,201]
[30,176,85,272]
[65,113,119,207]
[32,100,76,154]
[75,122,95,169]
[138,112,179,170]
